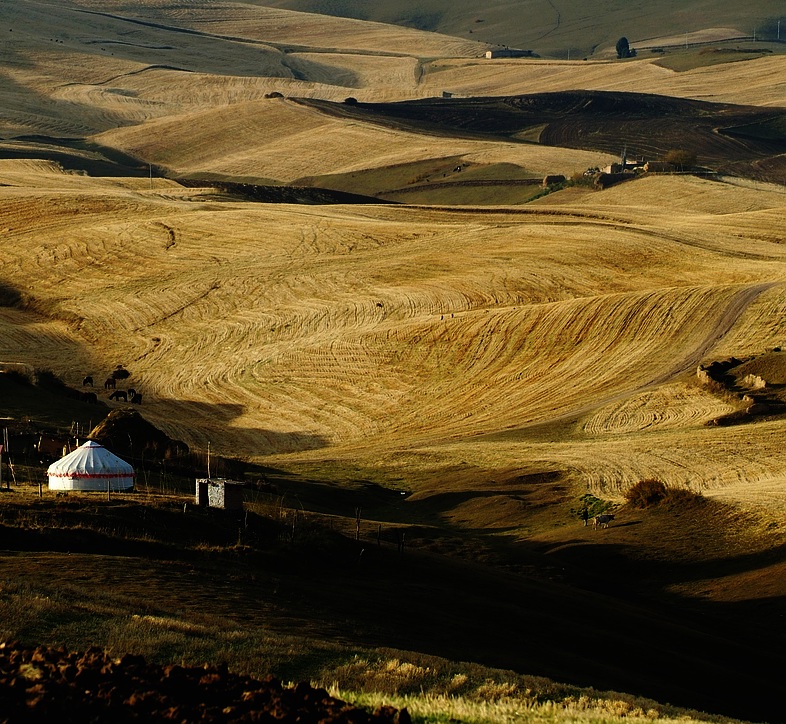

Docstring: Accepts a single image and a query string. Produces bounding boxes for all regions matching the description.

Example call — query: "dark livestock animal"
[82,392,97,404]
[104,377,116,390]
[131,393,143,404]
[593,514,615,529]
[108,390,127,402]
[82,375,93,387]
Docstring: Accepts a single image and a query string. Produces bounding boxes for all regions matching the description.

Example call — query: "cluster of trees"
[664,149,697,171]
[616,37,637,59]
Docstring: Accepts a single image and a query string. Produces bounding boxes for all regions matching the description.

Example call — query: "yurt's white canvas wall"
[47,440,134,491]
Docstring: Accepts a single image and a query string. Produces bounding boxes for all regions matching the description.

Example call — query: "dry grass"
[325,654,746,723]
[94,97,613,182]
[3,5,786,720]
[3,165,786,519]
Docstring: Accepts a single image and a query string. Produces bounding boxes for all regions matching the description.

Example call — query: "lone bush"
[625,479,667,508]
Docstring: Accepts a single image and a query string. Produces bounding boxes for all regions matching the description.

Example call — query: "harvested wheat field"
[3,164,786,512]
[5,1,786,721]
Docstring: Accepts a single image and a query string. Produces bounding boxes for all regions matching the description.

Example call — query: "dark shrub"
[344,97,358,105]
[664,149,697,171]
[625,479,668,508]
[573,492,612,520]
[616,37,632,59]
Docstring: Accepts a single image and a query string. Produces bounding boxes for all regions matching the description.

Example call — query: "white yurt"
[47,440,134,492]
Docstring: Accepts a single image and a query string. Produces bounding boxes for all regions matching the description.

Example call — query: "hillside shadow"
[151,399,331,455]
[250,524,786,724]
[262,473,786,721]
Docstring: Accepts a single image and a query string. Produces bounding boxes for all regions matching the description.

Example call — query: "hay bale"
[743,373,767,389]
[89,408,189,460]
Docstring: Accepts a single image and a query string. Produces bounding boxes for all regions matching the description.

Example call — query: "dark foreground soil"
[0,641,409,723]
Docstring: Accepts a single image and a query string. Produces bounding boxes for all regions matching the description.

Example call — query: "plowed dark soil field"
[0,642,408,723]
[300,91,786,182]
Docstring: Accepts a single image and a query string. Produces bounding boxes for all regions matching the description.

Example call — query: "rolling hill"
[3,0,786,720]
[255,0,786,58]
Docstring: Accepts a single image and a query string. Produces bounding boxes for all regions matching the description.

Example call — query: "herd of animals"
[80,370,142,406]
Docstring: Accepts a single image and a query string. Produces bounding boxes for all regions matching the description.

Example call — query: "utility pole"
[1,428,6,490]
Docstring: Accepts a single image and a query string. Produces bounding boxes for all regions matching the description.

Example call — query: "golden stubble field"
[3,0,786,523]
[3,160,786,521]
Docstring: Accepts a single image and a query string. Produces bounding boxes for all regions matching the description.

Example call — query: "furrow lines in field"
[372,285,747,442]
[542,424,786,506]
[582,384,736,435]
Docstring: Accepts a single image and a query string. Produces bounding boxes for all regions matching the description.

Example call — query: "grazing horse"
[82,391,97,404]
[108,390,127,402]
[131,393,143,404]
[82,375,93,387]
[104,377,116,390]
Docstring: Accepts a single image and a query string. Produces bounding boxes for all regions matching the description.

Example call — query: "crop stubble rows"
[2,164,786,510]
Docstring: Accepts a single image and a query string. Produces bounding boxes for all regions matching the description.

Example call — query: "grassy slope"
[3,1,786,720]
[254,0,786,57]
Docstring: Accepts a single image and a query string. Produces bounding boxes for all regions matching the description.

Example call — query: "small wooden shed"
[195,478,244,510]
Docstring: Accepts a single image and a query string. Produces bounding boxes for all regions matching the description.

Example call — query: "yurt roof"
[47,440,134,479]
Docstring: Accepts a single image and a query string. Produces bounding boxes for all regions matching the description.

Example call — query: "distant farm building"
[195,478,244,510]
[644,160,672,173]
[485,48,534,59]
[602,159,644,174]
